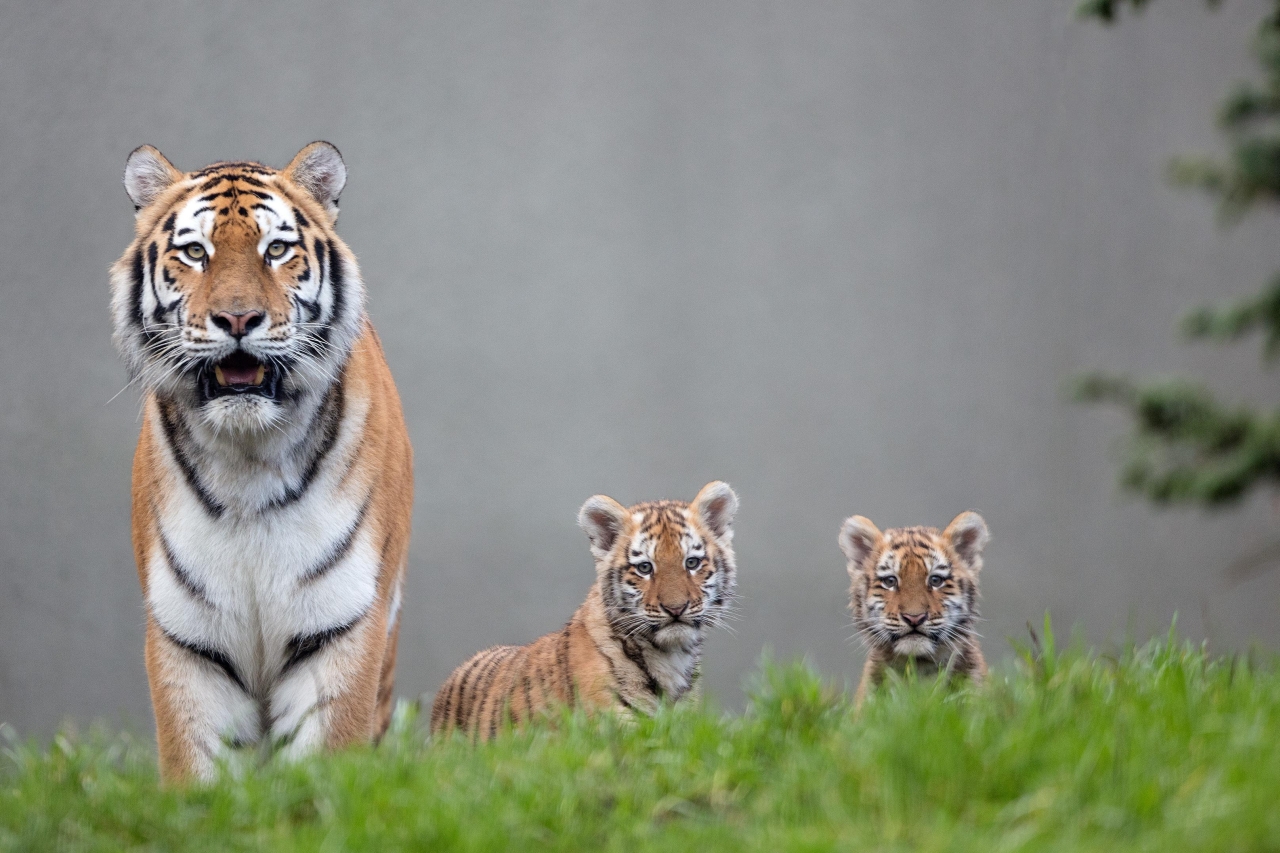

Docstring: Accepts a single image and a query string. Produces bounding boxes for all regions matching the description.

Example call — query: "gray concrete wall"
[2,0,1278,735]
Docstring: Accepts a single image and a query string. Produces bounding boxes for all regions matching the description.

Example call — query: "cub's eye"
[265,240,289,259]
[633,562,653,577]
[879,576,897,590]
[929,575,947,589]
[182,243,206,261]
[685,556,702,570]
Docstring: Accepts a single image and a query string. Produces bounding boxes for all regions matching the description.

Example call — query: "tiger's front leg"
[267,610,391,759]
[145,617,262,782]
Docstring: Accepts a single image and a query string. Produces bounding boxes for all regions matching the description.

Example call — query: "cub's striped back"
[430,482,739,740]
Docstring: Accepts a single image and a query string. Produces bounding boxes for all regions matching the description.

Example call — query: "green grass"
[3,622,1278,852]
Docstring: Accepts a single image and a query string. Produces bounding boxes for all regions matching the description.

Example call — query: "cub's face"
[579,482,739,651]
[109,142,363,432]
[840,512,988,660]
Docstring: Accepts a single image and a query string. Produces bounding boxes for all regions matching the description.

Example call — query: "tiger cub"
[111,143,413,780]
[839,511,989,705]
[430,482,739,740]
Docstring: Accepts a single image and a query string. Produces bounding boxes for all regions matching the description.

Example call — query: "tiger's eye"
[929,575,947,589]
[634,561,653,576]
[685,556,701,570]
[880,576,897,590]
[266,240,288,259]
[183,243,206,261]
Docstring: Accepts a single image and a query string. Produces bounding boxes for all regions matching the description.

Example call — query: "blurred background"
[2,0,1278,736]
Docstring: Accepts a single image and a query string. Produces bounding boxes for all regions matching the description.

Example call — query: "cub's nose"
[901,612,928,629]
[661,602,688,619]
[212,310,265,340]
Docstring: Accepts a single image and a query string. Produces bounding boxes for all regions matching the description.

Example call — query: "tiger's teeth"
[214,365,227,386]
[254,365,266,385]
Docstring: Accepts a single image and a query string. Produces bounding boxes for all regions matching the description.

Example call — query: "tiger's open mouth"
[199,351,280,402]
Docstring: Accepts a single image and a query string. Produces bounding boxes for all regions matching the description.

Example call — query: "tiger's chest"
[144,471,377,694]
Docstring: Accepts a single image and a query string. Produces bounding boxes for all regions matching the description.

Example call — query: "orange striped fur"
[840,512,989,706]
[112,143,413,780]
[431,482,739,740]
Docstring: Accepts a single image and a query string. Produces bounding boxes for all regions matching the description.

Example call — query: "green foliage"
[1075,1,1280,508]
[1077,0,1221,24]
[1073,374,1280,504]
[3,633,1279,851]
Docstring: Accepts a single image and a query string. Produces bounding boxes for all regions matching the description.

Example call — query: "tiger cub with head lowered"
[840,511,989,706]
[431,482,739,740]
[111,142,413,780]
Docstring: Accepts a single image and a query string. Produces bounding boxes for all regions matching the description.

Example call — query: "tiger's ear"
[578,495,630,560]
[123,145,182,214]
[692,481,739,542]
[838,515,883,576]
[944,511,989,571]
[283,141,347,222]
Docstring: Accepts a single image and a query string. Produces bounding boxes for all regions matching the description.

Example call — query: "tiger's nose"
[902,612,928,629]
[212,310,265,339]
[661,602,688,619]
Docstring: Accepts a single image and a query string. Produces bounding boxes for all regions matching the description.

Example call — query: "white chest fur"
[145,397,378,697]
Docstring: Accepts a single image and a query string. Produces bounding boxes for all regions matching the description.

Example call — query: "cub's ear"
[123,145,182,214]
[577,495,630,560]
[283,141,347,222]
[838,515,883,575]
[944,511,990,571]
[692,481,739,541]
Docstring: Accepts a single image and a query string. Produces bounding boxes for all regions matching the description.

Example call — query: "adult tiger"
[430,482,739,741]
[110,142,413,781]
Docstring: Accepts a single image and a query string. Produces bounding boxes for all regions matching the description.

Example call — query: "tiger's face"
[109,142,363,433]
[841,512,988,660]
[579,482,739,651]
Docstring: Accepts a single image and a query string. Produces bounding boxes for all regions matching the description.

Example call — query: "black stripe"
[521,672,533,719]
[296,296,321,324]
[157,402,225,519]
[471,650,510,732]
[611,689,638,712]
[478,655,510,740]
[461,651,500,732]
[587,631,625,703]
[445,653,489,729]
[159,625,245,692]
[299,494,372,584]
[282,613,364,674]
[618,637,661,698]
[162,212,176,233]
[558,626,574,703]
[158,529,214,609]
[322,239,345,343]
[146,242,168,323]
[129,247,145,328]
[293,208,310,228]
[266,373,345,510]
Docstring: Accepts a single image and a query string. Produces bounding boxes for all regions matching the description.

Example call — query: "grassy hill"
[3,623,1277,852]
